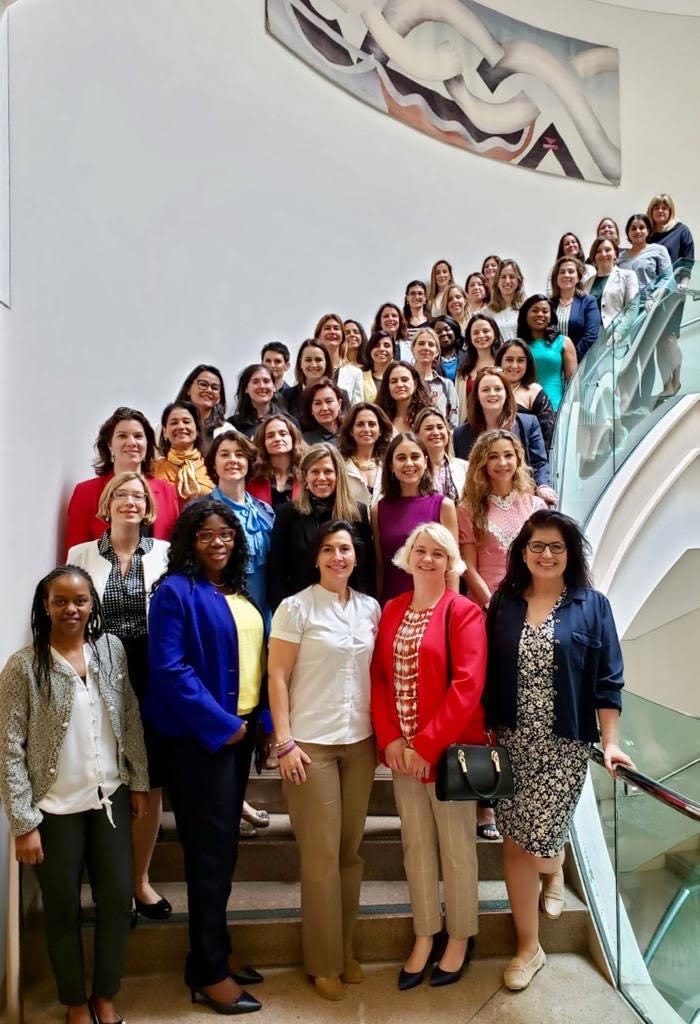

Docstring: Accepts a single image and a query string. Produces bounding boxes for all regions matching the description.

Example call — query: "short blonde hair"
[98,471,156,525]
[392,522,465,576]
[646,192,676,227]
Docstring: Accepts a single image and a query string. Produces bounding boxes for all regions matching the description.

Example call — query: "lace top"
[458,491,547,597]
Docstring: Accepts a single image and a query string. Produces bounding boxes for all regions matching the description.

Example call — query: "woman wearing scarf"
[205,429,275,628]
[152,400,214,509]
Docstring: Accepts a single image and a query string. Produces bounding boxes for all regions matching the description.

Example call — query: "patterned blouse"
[98,533,154,639]
[392,606,433,741]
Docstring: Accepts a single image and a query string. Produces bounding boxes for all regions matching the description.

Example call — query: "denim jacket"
[484,587,624,743]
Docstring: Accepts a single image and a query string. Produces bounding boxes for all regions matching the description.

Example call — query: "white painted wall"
[1,0,700,990]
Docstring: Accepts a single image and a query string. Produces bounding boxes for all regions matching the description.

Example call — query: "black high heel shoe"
[190,985,261,1015]
[398,930,448,991]
[133,894,172,921]
[230,966,264,986]
[429,935,475,988]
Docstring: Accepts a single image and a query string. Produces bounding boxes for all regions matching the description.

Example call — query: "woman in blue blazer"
[146,498,265,1016]
[483,511,634,992]
[550,256,602,361]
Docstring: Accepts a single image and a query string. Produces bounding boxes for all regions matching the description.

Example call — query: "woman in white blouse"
[268,520,381,1002]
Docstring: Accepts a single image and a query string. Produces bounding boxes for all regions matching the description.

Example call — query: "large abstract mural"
[266,0,621,186]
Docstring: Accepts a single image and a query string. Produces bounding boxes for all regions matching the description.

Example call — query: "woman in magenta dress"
[457,430,545,609]
[371,434,458,604]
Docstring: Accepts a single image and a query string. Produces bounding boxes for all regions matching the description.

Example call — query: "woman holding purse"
[371,523,487,990]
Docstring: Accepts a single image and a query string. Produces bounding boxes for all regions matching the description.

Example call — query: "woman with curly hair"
[376,361,432,434]
[146,499,266,1015]
[427,259,454,317]
[248,413,305,509]
[338,402,393,506]
[0,565,148,1024]
[487,259,527,342]
[458,430,545,610]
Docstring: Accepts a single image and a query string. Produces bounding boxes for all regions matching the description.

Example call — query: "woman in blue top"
[484,510,634,993]
[517,295,577,411]
[205,429,274,628]
[146,499,266,1015]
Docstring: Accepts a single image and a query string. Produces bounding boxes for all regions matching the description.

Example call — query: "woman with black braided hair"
[0,565,148,1024]
[145,498,266,1015]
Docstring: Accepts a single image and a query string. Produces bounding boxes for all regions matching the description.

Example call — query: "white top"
[489,306,518,342]
[335,363,364,406]
[270,584,381,745]
[38,646,121,824]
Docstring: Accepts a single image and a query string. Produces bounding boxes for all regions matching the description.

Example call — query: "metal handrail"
[590,746,700,822]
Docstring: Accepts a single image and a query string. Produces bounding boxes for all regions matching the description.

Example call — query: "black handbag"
[435,740,513,802]
[435,595,513,802]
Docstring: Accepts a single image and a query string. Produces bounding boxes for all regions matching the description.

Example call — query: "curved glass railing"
[552,258,700,523]
[552,259,700,1022]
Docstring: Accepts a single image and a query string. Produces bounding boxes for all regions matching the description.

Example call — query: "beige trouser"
[393,773,478,939]
[283,737,376,978]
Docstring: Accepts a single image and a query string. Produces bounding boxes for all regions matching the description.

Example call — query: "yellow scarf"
[165,447,206,500]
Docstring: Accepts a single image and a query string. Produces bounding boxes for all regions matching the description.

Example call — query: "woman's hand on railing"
[602,741,636,778]
[14,829,44,866]
[536,485,559,509]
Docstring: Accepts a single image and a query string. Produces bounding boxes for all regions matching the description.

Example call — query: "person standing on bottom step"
[268,520,381,1002]
[371,523,487,991]
[484,510,635,992]
[0,566,149,1024]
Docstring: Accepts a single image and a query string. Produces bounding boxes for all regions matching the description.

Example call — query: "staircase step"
[163,766,398,816]
[151,812,507,882]
[23,880,588,981]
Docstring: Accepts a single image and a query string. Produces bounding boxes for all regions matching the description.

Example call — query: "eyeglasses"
[196,529,235,544]
[527,541,566,555]
[195,379,221,393]
[113,491,148,503]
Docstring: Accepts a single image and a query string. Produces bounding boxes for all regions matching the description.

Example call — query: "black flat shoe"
[190,986,261,1015]
[398,930,448,991]
[134,895,172,920]
[231,966,264,986]
[429,936,476,988]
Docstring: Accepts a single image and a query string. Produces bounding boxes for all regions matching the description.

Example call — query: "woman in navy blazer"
[452,367,557,504]
[550,256,602,361]
[483,511,634,993]
[146,499,264,1016]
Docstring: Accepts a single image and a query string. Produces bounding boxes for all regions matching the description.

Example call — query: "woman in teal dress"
[516,295,578,411]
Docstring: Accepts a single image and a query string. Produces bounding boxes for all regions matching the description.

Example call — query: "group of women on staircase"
[4,192,687,1021]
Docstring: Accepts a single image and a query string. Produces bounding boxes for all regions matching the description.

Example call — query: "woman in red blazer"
[65,407,179,555]
[371,522,486,992]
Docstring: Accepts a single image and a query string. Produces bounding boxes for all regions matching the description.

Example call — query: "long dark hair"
[158,400,204,456]
[156,499,249,594]
[231,364,281,427]
[495,339,538,388]
[458,314,503,378]
[376,360,431,428]
[175,364,227,429]
[498,510,593,597]
[380,432,435,501]
[337,402,393,461]
[516,294,558,345]
[31,566,104,695]
[93,407,157,477]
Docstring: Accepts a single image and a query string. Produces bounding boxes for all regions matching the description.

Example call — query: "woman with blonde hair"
[411,327,459,427]
[267,443,374,609]
[427,259,454,317]
[371,522,486,989]
[314,313,364,406]
[487,260,526,342]
[441,283,470,335]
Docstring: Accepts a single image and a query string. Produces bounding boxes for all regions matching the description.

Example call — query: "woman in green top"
[516,295,577,411]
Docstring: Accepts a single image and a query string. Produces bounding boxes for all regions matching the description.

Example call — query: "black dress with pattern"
[495,594,589,857]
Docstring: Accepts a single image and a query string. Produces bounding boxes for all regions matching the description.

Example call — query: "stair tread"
[73,879,586,922]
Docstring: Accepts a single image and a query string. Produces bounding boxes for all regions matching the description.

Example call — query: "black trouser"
[163,724,254,988]
[35,786,132,1005]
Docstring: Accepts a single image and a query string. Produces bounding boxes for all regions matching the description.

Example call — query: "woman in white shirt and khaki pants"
[268,519,381,1002]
